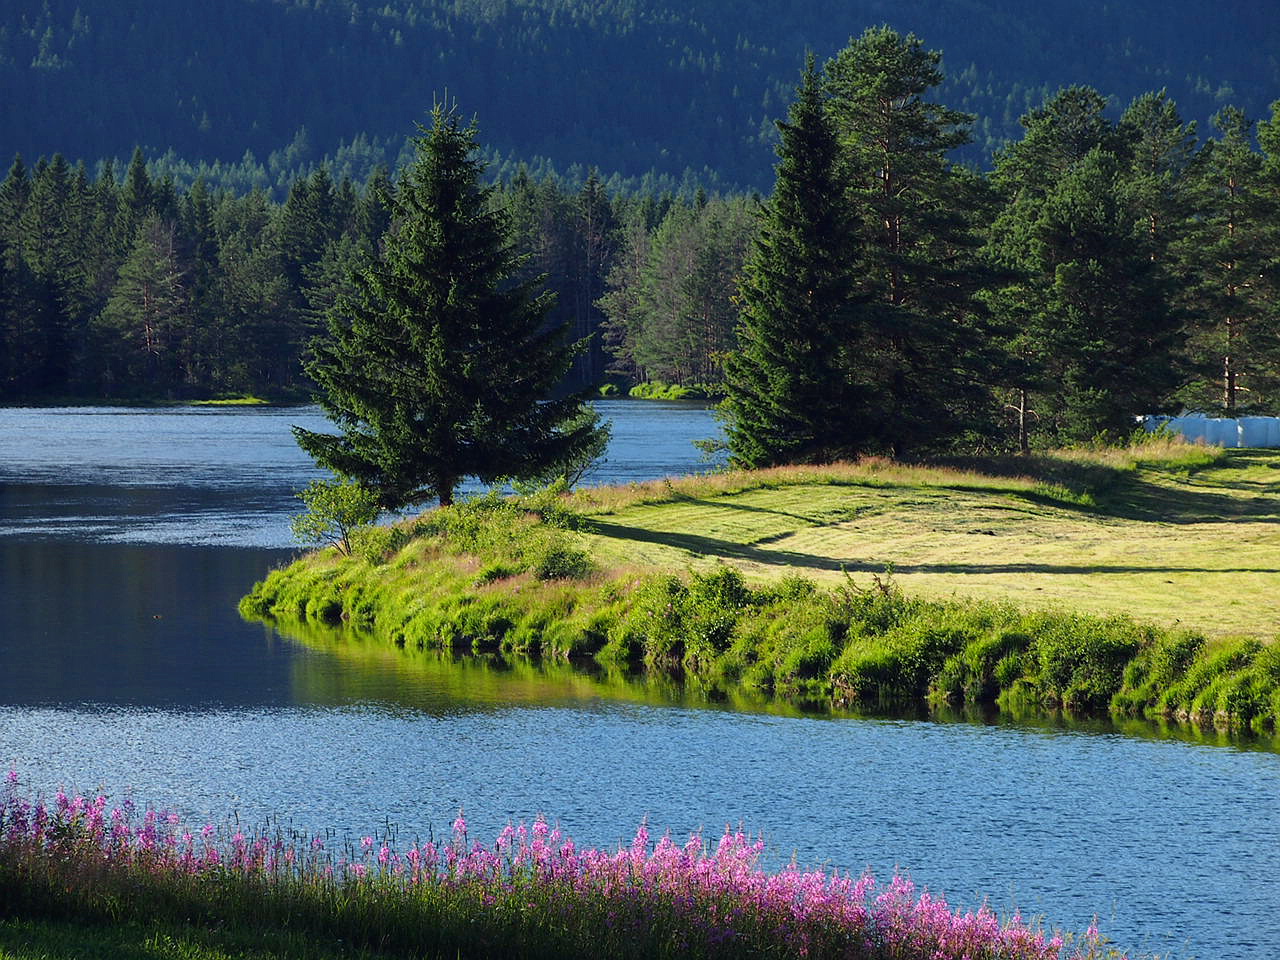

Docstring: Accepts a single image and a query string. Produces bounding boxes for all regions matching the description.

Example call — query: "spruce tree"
[722,56,863,467]
[294,103,605,508]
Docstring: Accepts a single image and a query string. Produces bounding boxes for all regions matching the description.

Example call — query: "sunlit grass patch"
[189,395,270,406]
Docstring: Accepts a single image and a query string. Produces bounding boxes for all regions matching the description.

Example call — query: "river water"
[0,402,1277,959]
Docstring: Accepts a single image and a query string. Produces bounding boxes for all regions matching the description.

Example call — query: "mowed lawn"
[576,449,1280,640]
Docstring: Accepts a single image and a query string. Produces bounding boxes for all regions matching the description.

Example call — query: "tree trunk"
[1223,314,1236,416]
[1018,388,1030,455]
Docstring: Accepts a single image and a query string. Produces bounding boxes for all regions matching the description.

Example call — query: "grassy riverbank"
[241,440,1280,729]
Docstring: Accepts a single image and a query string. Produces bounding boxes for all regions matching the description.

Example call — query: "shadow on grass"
[585,519,1280,576]
[1098,451,1280,524]
[934,450,1280,524]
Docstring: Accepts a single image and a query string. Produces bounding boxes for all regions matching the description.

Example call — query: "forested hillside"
[2,0,1278,187]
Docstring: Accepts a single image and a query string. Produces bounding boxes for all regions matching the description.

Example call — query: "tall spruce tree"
[722,56,864,467]
[294,103,605,508]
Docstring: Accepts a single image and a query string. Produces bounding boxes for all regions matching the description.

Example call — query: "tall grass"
[0,771,1128,960]
[244,545,1280,731]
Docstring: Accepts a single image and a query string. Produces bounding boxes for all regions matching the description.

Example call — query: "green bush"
[474,561,520,585]
[348,524,409,564]
[627,380,711,401]
[934,629,1032,704]
[1029,614,1146,712]
[532,543,594,581]
[1114,630,1204,714]
[290,478,381,556]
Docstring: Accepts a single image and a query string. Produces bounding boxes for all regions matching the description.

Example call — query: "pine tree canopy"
[293,103,606,509]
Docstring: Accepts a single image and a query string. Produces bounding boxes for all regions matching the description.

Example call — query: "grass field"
[572,447,1280,641]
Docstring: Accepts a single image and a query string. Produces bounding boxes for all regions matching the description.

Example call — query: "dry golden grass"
[569,443,1280,640]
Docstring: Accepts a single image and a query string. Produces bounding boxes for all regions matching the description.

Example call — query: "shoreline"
[241,443,1280,733]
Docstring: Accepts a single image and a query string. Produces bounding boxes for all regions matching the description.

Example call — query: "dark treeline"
[3,1,1279,188]
[0,140,711,401]
[3,29,1279,455]
[0,149,391,400]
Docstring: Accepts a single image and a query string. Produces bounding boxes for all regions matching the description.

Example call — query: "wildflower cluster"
[0,771,1128,960]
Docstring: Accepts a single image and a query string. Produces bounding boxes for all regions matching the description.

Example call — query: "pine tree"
[987,87,1183,443]
[121,147,152,235]
[823,27,995,454]
[1178,107,1280,414]
[294,103,606,508]
[722,56,864,467]
[572,168,618,386]
[97,214,195,395]
[1034,148,1184,438]
[0,156,31,250]
[1119,90,1197,259]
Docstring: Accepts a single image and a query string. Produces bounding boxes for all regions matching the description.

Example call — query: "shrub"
[348,524,409,564]
[290,478,381,556]
[532,543,594,581]
[1029,614,1146,712]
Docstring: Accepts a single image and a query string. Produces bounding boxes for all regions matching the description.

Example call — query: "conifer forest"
[1,2,1278,454]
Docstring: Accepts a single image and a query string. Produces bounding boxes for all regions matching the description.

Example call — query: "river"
[0,402,1277,959]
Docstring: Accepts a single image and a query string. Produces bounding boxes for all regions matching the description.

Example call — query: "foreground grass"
[0,917,396,960]
[242,440,1280,729]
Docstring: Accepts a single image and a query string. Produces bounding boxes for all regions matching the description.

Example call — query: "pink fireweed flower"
[0,774,1121,960]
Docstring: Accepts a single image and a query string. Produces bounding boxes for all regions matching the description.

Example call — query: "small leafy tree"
[291,477,380,556]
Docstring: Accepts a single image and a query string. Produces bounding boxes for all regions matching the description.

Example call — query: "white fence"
[1141,414,1280,448]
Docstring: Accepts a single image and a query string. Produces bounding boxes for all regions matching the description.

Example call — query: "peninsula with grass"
[243,438,1280,732]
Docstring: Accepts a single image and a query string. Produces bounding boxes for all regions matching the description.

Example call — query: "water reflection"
[0,540,298,707]
[276,616,1280,754]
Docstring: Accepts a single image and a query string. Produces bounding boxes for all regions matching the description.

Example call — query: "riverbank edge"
[240,453,1280,734]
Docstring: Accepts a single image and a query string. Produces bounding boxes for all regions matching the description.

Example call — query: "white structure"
[1141,413,1280,448]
